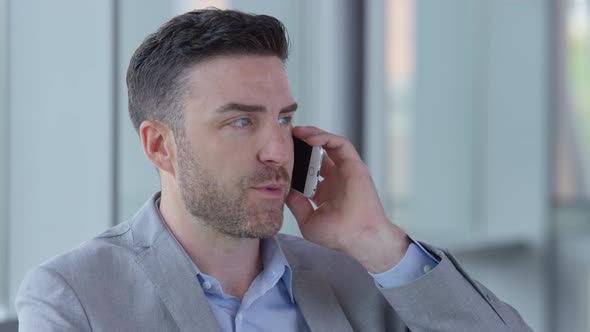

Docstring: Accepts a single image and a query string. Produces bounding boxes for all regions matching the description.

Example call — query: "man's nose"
[257,124,292,166]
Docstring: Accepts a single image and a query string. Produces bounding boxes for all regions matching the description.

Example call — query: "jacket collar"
[130,192,222,332]
[277,234,354,332]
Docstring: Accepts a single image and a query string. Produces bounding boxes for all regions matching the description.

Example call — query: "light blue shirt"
[190,237,310,332]
[371,241,439,289]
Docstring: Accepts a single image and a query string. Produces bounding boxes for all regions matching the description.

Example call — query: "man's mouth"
[251,183,286,198]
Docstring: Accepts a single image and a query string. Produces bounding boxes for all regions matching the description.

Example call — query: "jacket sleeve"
[378,244,533,332]
[16,266,92,332]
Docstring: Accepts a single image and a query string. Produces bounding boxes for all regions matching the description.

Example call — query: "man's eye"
[279,116,293,125]
[231,118,252,127]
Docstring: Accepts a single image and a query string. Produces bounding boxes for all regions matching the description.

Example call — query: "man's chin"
[235,225,282,239]
[242,210,284,239]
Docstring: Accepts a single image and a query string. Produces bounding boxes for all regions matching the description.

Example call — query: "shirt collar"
[260,236,294,302]
[153,194,295,303]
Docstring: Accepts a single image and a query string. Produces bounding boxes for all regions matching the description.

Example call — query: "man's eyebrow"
[214,102,298,114]
[280,103,298,114]
[215,103,265,113]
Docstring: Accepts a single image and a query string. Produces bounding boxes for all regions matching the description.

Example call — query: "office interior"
[1,1,589,331]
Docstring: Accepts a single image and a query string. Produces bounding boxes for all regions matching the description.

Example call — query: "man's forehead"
[183,55,294,114]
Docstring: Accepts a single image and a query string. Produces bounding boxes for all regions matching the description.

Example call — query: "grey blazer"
[16,193,531,331]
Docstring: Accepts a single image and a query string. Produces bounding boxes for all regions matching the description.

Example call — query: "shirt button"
[202,281,212,290]
[423,265,432,273]
[237,313,243,321]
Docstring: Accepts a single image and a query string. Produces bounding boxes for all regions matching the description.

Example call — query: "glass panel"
[383,1,549,241]
[384,1,476,235]
[384,0,415,228]
[557,0,590,203]
[0,0,8,318]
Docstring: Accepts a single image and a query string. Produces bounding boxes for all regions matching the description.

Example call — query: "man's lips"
[251,183,287,198]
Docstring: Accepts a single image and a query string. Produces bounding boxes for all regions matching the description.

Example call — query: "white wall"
[0,0,9,320]
[8,0,114,307]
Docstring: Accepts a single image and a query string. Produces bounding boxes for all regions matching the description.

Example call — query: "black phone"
[291,137,324,198]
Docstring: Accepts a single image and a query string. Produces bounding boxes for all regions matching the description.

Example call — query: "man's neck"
[159,190,263,300]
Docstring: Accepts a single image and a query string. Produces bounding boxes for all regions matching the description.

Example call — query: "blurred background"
[0,0,588,331]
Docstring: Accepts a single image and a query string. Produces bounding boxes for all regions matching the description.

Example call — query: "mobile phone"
[291,137,324,198]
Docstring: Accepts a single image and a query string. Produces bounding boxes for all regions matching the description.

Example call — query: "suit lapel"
[131,193,222,332]
[135,237,222,332]
[292,269,354,332]
[279,236,353,332]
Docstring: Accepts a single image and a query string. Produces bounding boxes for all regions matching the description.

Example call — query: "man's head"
[127,9,289,135]
[127,9,296,239]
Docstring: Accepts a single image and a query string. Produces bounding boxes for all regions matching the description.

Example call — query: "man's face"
[176,55,296,239]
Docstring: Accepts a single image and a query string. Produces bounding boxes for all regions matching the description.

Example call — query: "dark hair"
[126,9,290,134]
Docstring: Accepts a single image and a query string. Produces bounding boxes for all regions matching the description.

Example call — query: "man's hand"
[286,126,411,274]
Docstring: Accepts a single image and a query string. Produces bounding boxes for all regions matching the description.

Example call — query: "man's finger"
[286,190,314,229]
[292,126,324,139]
[320,152,335,178]
[292,126,361,165]
[310,180,331,207]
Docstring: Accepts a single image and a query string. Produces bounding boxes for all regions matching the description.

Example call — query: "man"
[16,9,531,331]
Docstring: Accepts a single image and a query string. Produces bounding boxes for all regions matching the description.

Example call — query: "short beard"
[176,134,290,239]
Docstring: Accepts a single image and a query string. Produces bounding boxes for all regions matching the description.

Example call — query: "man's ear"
[140,120,177,177]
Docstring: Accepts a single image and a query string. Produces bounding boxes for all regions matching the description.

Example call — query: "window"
[553,3,590,329]
[372,4,551,329]
[384,0,415,230]
[377,1,550,246]
[0,0,8,320]
[555,0,590,203]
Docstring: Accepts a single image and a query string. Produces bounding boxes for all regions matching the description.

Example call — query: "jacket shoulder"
[35,221,140,279]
